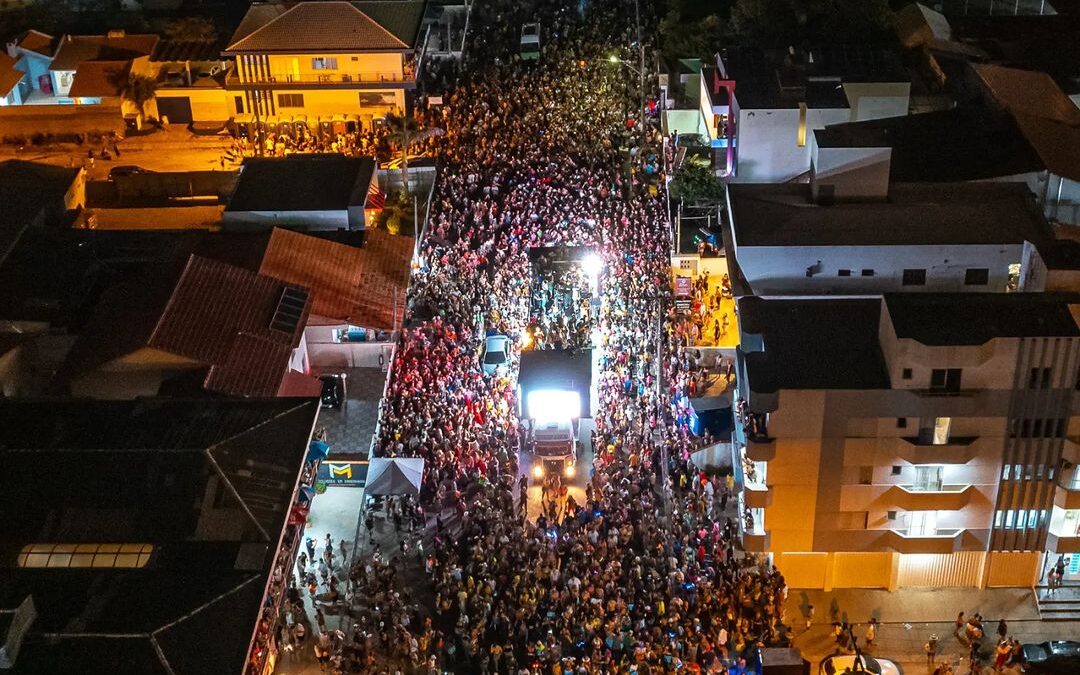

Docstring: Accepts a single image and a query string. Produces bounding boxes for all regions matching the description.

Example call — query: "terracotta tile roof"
[68,61,130,97]
[49,33,158,71]
[17,30,57,58]
[258,227,412,329]
[226,1,408,53]
[58,255,312,398]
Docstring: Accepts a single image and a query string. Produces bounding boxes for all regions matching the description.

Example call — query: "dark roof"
[57,255,311,397]
[729,182,1054,248]
[0,161,81,264]
[226,1,413,53]
[227,154,376,213]
[16,30,57,58]
[884,293,1080,346]
[351,1,427,48]
[258,227,412,329]
[150,38,223,62]
[0,397,318,675]
[974,64,1080,182]
[0,53,21,97]
[814,105,1045,182]
[718,44,909,109]
[67,60,130,97]
[738,296,890,392]
[49,33,158,71]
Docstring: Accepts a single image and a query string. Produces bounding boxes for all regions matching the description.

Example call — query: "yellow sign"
[328,463,352,479]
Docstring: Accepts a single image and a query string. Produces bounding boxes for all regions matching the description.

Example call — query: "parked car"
[319,373,347,409]
[107,165,147,180]
[482,334,510,376]
[520,22,540,60]
[820,654,902,675]
[1021,641,1080,674]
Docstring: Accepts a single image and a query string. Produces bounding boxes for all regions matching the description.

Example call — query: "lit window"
[797,102,807,147]
[311,57,339,70]
[994,510,1003,527]
[18,543,152,568]
[932,417,951,445]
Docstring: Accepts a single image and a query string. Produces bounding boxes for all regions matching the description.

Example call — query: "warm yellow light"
[608,55,619,63]
[532,464,544,479]
[564,464,575,479]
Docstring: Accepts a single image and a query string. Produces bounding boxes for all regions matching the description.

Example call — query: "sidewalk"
[786,587,1079,674]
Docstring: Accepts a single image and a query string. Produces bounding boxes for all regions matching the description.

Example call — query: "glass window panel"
[97,544,121,553]
[70,554,94,566]
[91,554,116,567]
[24,553,50,567]
[47,554,72,567]
[114,554,140,568]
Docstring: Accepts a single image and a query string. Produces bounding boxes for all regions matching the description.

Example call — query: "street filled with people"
[283,0,790,672]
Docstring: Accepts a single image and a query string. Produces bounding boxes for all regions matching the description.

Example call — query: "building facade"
[734,294,1080,589]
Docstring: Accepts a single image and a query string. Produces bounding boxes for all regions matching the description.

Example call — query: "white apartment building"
[734,293,1080,590]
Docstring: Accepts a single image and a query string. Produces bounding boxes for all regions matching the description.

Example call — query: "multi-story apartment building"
[224,1,425,125]
[734,292,1080,590]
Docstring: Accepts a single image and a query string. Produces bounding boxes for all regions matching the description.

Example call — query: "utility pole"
[634,0,646,150]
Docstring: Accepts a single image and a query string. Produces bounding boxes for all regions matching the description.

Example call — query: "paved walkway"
[786,587,1079,674]
[313,366,387,456]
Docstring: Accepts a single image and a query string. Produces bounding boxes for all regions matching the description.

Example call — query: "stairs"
[1035,585,1080,621]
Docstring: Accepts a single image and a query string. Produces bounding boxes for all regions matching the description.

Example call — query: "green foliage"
[670,156,725,204]
[728,0,893,46]
[118,73,159,119]
[164,17,217,42]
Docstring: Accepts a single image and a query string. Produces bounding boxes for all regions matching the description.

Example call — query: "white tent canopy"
[364,458,424,496]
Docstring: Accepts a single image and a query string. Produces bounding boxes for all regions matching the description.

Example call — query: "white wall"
[736,243,1027,295]
[843,82,910,122]
[221,209,349,230]
[733,107,851,183]
[810,141,892,201]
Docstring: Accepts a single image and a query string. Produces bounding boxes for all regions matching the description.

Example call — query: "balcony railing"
[839,483,974,511]
[744,482,772,508]
[227,70,415,86]
[884,528,965,554]
[1055,481,1080,510]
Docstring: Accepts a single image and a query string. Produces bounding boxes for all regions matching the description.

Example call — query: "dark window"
[896,417,907,428]
[1029,367,1052,389]
[887,510,897,520]
[838,269,852,277]
[859,466,873,485]
[902,269,927,286]
[930,368,962,392]
[902,368,913,380]
[965,268,989,285]
[861,269,874,277]
[234,96,244,114]
[891,466,902,475]
[277,93,304,108]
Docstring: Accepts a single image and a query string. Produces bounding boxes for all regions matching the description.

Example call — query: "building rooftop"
[258,227,412,329]
[884,293,1080,346]
[728,182,1053,248]
[16,29,57,58]
[717,44,909,109]
[48,32,158,71]
[0,160,81,264]
[0,397,318,675]
[56,254,311,397]
[973,64,1080,182]
[150,38,223,62]
[226,154,376,213]
[0,53,21,97]
[738,296,890,392]
[67,60,131,97]
[226,0,423,53]
[813,105,1045,182]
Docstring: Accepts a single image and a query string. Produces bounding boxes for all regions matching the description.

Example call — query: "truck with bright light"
[526,389,579,483]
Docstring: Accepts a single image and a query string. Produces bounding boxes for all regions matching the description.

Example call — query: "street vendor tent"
[364,457,424,496]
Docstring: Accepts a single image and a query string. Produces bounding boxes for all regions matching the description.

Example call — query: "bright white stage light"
[527,389,581,423]
[581,253,603,279]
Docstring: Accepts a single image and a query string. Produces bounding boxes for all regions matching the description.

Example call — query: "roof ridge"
[151,573,263,637]
[148,254,197,348]
[346,1,409,49]
[227,2,304,52]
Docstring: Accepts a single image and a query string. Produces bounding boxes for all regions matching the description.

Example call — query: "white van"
[520,22,540,60]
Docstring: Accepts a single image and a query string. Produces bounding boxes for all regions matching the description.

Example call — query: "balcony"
[1063,438,1080,465]
[1055,482,1080,510]
[744,482,772,509]
[898,436,979,465]
[745,436,775,462]
[739,510,770,551]
[1046,531,1080,553]
[225,69,415,88]
[883,528,965,554]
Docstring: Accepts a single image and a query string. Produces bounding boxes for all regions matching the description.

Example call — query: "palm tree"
[121,73,159,123]
[384,111,420,197]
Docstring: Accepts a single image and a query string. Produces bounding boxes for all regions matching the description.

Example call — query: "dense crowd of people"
[307,0,793,672]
